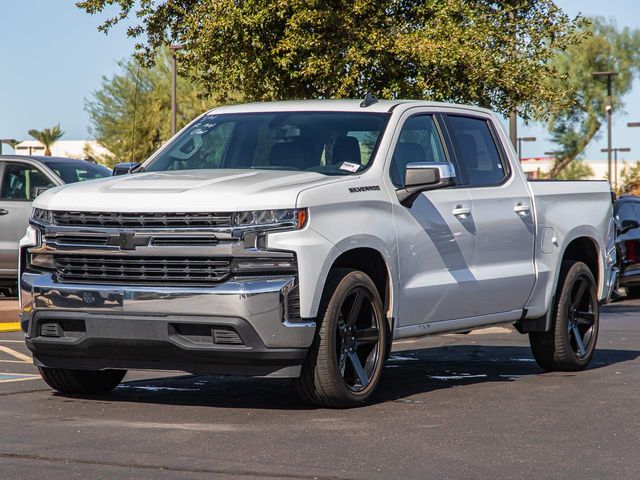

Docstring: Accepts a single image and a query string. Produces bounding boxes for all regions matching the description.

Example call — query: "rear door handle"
[0,209,8,216]
[514,203,531,215]
[452,205,471,218]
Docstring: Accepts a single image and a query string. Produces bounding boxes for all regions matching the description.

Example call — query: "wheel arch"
[312,241,396,333]
[561,236,600,288]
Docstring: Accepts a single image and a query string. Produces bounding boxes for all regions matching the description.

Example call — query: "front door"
[0,161,56,276]
[389,113,478,326]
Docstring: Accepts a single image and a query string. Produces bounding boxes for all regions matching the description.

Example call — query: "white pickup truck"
[19,99,617,407]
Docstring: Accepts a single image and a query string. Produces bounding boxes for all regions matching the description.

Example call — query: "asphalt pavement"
[1,300,639,479]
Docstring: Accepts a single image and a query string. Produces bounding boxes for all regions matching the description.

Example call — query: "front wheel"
[38,367,126,394]
[295,269,388,408]
[529,261,599,371]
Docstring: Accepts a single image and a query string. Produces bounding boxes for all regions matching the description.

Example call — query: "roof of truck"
[207,99,494,116]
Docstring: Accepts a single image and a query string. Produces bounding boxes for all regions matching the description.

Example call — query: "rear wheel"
[296,269,388,408]
[38,367,126,394]
[529,261,599,371]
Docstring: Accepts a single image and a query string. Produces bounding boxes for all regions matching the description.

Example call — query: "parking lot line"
[0,339,24,343]
[0,374,39,383]
[0,322,21,333]
[0,346,31,363]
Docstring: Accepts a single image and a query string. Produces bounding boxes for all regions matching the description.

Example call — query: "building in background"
[12,140,112,163]
[522,156,639,186]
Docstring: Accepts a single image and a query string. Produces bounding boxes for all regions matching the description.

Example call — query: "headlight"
[233,208,307,229]
[233,257,297,274]
[32,208,53,224]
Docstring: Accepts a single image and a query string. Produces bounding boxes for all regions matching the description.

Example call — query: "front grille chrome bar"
[52,211,232,229]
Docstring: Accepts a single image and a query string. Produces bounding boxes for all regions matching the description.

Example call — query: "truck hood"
[34,169,347,212]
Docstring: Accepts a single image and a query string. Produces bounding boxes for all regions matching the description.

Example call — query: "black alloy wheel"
[296,269,388,407]
[336,286,382,392]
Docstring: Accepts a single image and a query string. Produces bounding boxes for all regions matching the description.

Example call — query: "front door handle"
[0,209,8,216]
[452,205,471,218]
[514,203,531,216]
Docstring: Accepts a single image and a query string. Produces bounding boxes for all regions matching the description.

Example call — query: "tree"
[28,125,64,156]
[619,162,640,195]
[77,0,583,122]
[545,18,640,178]
[555,159,594,180]
[86,48,219,166]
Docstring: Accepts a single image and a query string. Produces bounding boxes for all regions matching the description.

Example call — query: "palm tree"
[28,124,64,156]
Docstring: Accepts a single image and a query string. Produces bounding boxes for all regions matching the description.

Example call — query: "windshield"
[143,112,390,175]
[47,161,112,183]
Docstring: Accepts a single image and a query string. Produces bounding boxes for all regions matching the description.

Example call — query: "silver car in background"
[0,155,111,296]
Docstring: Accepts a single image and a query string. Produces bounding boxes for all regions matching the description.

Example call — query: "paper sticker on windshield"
[340,162,361,173]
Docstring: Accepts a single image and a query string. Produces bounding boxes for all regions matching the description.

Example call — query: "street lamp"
[601,147,630,190]
[169,44,184,136]
[0,138,18,155]
[628,122,640,128]
[592,71,619,184]
[516,136,536,162]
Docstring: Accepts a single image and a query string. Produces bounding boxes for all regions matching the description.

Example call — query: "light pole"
[169,44,184,136]
[516,136,536,163]
[628,122,640,128]
[601,147,631,190]
[592,71,619,184]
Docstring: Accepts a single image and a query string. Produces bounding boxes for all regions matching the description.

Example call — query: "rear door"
[0,161,56,276]
[443,114,536,315]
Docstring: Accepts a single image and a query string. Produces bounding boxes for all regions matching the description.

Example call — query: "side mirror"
[396,162,456,207]
[619,219,640,234]
[112,162,142,176]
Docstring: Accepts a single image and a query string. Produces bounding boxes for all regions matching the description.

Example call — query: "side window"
[0,163,55,201]
[447,115,507,186]
[390,115,447,187]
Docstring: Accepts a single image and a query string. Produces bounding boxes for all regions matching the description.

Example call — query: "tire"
[38,367,126,394]
[529,261,599,371]
[295,268,389,408]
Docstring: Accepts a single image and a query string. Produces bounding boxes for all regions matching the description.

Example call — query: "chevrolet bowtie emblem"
[106,231,151,250]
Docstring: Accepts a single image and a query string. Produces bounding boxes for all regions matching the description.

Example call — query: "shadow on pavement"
[52,345,640,410]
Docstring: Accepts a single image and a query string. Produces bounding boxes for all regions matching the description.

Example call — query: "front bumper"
[20,271,315,378]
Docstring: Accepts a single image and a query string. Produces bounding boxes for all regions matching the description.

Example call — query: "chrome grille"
[54,255,232,284]
[51,211,232,229]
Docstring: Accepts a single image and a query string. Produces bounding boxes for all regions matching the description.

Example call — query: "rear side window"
[447,115,507,186]
[0,162,55,200]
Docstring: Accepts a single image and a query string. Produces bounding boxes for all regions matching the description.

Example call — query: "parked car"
[0,155,111,297]
[613,195,640,296]
[20,99,616,407]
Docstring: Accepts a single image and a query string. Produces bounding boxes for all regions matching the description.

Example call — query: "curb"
[0,323,21,333]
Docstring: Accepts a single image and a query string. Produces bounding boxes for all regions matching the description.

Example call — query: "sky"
[1,0,640,163]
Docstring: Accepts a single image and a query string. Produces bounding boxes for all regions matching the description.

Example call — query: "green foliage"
[546,18,640,178]
[86,48,219,166]
[555,160,594,180]
[77,0,583,121]
[619,162,640,195]
[28,124,64,156]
